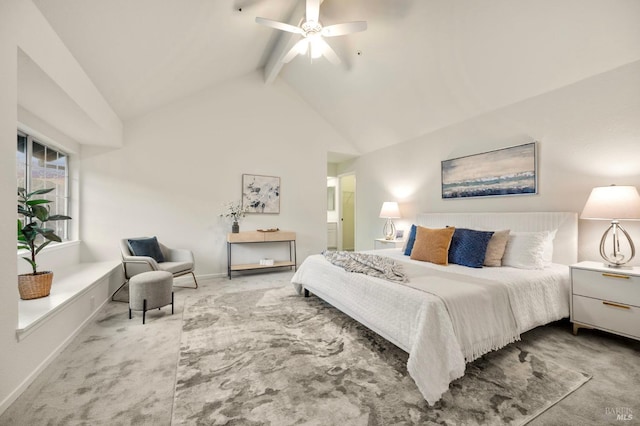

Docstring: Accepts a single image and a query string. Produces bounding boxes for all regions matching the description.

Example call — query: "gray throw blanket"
[322,251,408,282]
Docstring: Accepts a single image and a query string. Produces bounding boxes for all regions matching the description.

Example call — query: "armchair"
[120,238,198,289]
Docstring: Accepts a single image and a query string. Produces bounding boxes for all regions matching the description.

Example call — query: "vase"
[18,271,53,300]
[232,221,239,233]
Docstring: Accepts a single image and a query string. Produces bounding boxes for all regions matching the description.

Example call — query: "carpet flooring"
[173,286,589,425]
[1,271,639,425]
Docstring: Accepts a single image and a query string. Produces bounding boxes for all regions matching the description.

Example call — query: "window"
[17,131,70,241]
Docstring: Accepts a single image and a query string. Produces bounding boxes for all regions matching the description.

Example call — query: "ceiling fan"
[255,0,367,65]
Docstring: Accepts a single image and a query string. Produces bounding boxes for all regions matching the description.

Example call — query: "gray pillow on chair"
[127,237,165,263]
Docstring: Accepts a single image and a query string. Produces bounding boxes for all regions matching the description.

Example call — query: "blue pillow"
[404,224,417,256]
[448,228,494,268]
[127,237,165,263]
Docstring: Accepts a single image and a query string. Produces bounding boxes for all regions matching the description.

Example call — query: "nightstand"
[374,238,404,250]
[570,261,640,341]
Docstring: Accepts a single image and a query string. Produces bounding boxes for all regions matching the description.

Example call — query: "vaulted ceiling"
[30,0,640,156]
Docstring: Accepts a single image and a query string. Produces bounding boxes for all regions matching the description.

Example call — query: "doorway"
[339,173,356,251]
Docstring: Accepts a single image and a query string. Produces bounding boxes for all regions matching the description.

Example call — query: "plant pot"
[232,221,240,233]
[18,271,53,300]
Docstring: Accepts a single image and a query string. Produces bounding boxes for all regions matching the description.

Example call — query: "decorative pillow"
[127,237,165,263]
[501,231,549,269]
[483,229,511,267]
[448,228,494,268]
[410,226,456,265]
[542,229,558,266]
[403,224,417,256]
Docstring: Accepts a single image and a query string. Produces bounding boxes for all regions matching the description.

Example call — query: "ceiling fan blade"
[321,21,367,37]
[306,0,320,22]
[283,38,309,63]
[255,17,303,35]
[318,39,341,65]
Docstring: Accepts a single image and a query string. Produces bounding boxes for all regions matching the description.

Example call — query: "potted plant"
[17,187,71,300]
[220,201,246,233]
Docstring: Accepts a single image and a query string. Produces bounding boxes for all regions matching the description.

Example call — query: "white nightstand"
[570,261,640,341]
[374,238,404,250]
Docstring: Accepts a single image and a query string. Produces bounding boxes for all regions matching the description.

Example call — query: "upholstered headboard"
[416,212,578,265]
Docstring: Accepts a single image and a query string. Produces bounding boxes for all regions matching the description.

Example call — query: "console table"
[227,231,296,279]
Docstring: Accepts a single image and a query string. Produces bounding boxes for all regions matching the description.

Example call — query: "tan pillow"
[410,226,456,265]
[483,229,510,267]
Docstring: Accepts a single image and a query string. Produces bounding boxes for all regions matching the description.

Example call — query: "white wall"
[80,71,347,274]
[340,61,640,265]
[0,0,21,414]
[0,0,123,413]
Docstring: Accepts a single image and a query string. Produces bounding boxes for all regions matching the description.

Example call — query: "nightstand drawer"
[573,295,640,339]
[572,268,640,306]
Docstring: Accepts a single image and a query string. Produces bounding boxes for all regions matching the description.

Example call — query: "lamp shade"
[580,185,640,220]
[379,201,401,219]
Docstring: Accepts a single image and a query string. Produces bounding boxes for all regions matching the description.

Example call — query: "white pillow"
[502,231,551,269]
[542,229,558,266]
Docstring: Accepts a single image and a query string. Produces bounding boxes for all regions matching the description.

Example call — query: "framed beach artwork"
[441,142,537,199]
[242,174,280,213]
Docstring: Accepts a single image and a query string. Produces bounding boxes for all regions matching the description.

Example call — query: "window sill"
[17,260,122,341]
[17,240,80,256]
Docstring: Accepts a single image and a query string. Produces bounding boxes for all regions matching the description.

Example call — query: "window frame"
[17,130,71,242]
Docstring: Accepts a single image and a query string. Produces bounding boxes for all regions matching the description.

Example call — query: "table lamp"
[379,201,401,240]
[580,185,640,267]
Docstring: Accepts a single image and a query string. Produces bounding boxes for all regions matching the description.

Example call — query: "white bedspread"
[290,249,570,405]
[398,266,519,363]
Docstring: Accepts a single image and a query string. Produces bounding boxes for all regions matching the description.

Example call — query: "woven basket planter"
[18,271,53,300]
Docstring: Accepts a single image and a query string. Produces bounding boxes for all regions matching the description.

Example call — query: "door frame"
[337,172,356,251]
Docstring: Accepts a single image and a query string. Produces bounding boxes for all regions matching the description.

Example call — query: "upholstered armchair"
[119,237,198,289]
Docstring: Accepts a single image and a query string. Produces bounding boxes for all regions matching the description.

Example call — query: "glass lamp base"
[599,221,635,267]
[383,219,396,240]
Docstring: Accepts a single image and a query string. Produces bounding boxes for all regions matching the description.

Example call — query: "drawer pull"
[602,273,630,279]
[602,301,630,310]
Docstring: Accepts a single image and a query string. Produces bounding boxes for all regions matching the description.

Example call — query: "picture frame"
[441,142,537,199]
[242,174,280,214]
[395,229,404,240]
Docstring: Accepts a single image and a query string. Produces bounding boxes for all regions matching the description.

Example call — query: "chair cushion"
[158,261,193,275]
[127,237,165,263]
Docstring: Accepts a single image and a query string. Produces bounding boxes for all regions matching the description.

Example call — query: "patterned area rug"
[172,285,590,425]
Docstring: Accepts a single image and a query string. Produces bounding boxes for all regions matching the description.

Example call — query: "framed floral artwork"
[242,174,280,214]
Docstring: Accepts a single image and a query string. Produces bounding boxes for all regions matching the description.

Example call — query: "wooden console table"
[227,231,296,279]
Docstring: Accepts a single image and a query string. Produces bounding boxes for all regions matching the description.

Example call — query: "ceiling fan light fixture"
[307,33,324,59]
[301,20,322,34]
[255,0,366,66]
[296,39,309,55]
[310,42,323,59]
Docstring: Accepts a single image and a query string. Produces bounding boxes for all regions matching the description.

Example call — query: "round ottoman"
[128,270,174,324]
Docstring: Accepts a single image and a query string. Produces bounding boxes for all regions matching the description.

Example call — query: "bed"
[291,212,578,405]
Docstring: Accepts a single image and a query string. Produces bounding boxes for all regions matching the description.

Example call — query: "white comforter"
[290,248,570,405]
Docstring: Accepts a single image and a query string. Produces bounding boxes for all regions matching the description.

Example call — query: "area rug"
[172,285,590,425]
